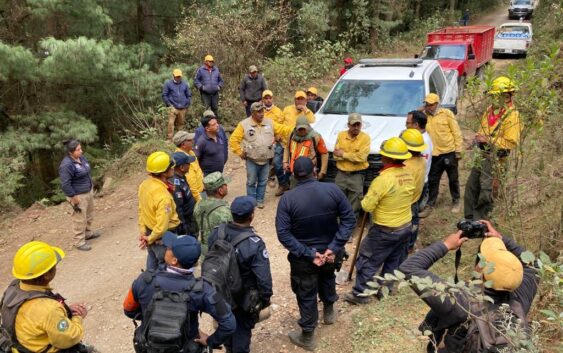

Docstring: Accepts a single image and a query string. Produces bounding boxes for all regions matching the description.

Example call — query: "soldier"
[170,152,198,236]
[276,157,356,351]
[193,172,232,258]
[208,196,273,353]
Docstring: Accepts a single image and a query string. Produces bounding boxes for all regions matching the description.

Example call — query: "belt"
[337,169,365,175]
[373,222,412,233]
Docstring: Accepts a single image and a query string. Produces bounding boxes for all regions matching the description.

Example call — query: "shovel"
[335,212,369,284]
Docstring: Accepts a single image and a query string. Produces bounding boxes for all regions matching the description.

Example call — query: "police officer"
[276,157,356,351]
[208,196,273,353]
[1,241,95,352]
[123,233,236,352]
[138,151,180,270]
[170,152,198,236]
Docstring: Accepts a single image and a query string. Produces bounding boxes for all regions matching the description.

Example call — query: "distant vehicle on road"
[509,0,534,19]
[421,26,495,91]
[493,22,533,57]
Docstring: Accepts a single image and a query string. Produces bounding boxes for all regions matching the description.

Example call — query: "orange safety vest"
[289,138,315,171]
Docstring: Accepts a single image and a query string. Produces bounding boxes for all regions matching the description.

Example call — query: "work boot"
[288,329,316,351]
[268,177,276,188]
[85,230,101,240]
[257,202,265,209]
[76,243,92,251]
[343,291,369,305]
[418,206,434,218]
[323,303,336,325]
[275,184,289,196]
[451,201,461,214]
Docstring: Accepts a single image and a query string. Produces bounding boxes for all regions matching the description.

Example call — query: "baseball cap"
[262,90,273,98]
[306,87,318,95]
[173,69,182,77]
[249,65,258,73]
[231,196,257,218]
[204,55,214,62]
[295,116,310,130]
[348,112,362,125]
[250,102,264,112]
[203,172,230,191]
[172,152,196,166]
[479,237,524,292]
[294,91,307,99]
[162,232,201,268]
[172,131,195,145]
[203,110,216,118]
[424,93,440,105]
[344,57,353,64]
[293,157,314,177]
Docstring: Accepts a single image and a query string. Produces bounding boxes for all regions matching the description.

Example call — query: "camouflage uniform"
[193,172,232,258]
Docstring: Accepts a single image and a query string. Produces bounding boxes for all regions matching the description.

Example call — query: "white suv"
[312,58,458,186]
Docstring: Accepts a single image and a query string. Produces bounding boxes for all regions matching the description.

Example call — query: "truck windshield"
[513,0,531,5]
[421,45,466,60]
[321,79,425,116]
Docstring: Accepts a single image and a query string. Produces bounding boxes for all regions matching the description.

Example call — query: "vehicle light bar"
[358,58,423,67]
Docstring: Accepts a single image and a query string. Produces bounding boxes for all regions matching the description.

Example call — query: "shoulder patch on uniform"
[57,319,69,332]
[176,192,183,199]
[262,249,269,259]
[174,179,181,185]
[250,236,261,243]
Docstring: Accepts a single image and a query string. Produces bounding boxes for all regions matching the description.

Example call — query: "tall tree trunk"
[450,0,456,12]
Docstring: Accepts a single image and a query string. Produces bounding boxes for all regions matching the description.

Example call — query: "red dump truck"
[421,26,495,87]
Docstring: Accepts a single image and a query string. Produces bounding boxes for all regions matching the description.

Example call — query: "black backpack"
[201,224,254,309]
[135,271,194,353]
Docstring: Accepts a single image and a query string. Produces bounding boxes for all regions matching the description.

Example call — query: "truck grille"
[324,153,383,189]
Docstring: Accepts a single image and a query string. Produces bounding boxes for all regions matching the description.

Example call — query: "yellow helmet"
[399,129,428,152]
[379,137,412,160]
[146,151,174,174]
[12,241,65,280]
[488,76,517,95]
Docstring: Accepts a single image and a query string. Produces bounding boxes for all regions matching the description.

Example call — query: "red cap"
[344,57,353,64]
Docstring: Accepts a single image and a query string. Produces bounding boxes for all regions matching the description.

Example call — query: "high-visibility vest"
[289,138,314,172]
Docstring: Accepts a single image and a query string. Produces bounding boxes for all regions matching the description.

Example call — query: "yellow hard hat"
[12,241,65,280]
[480,237,523,291]
[204,55,214,62]
[379,137,412,160]
[146,151,174,174]
[488,76,517,95]
[172,69,182,77]
[399,129,428,152]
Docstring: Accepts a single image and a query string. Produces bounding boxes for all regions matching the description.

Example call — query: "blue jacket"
[194,66,224,94]
[58,155,93,197]
[169,172,196,235]
[162,79,192,109]
[208,223,273,306]
[275,179,356,261]
[194,125,228,164]
[124,269,236,348]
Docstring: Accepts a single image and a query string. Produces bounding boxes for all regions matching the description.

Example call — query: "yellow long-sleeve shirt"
[15,283,84,353]
[282,105,315,128]
[264,105,284,125]
[361,166,415,227]
[426,108,463,156]
[403,156,426,203]
[175,147,204,202]
[138,177,180,244]
[478,107,521,150]
[334,131,370,172]
[230,117,293,157]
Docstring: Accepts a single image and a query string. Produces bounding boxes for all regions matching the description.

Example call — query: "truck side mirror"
[468,53,476,60]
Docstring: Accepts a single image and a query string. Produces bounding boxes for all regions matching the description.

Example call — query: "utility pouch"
[241,288,261,315]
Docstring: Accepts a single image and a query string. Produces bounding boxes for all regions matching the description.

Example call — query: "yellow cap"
[204,55,214,62]
[146,151,173,174]
[480,237,524,291]
[379,137,412,160]
[488,76,517,95]
[262,90,273,98]
[399,129,427,152]
[306,87,318,95]
[294,91,307,99]
[13,241,65,280]
[172,69,182,77]
[424,93,440,105]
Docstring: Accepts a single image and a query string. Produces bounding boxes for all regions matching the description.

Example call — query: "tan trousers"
[68,190,94,247]
[167,107,186,139]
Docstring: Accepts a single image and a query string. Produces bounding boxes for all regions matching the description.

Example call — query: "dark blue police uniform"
[170,172,197,235]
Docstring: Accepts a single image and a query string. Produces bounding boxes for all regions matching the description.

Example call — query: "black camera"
[456,219,487,239]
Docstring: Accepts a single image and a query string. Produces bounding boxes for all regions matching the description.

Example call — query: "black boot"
[323,303,336,325]
[288,329,316,351]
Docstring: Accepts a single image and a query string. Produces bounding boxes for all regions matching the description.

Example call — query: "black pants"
[244,99,260,117]
[225,309,257,353]
[201,92,219,117]
[428,152,460,207]
[464,154,495,220]
[289,254,338,332]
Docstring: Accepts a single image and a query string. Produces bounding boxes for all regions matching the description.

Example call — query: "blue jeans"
[418,182,429,210]
[146,243,166,271]
[274,142,289,186]
[246,159,269,203]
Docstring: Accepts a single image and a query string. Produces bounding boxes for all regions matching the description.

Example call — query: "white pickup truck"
[312,58,458,186]
[493,22,533,57]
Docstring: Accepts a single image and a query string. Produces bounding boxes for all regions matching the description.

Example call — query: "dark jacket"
[194,125,228,164]
[162,79,192,109]
[58,155,93,197]
[169,172,196,235]
[124,268,235,348]
[194,66,224,94]
[275,178,356,261]
[399,237,538,352]
[306,97,324,113]
[208,223,273,306]
[239,74,267,102]
[194,133,227,176]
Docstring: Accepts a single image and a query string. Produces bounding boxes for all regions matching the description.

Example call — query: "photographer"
[399,220,538,352]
